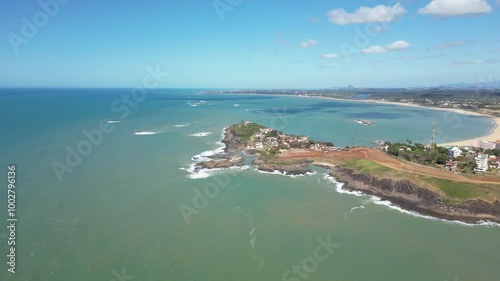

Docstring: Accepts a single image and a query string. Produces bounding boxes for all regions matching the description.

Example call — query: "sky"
[1,0,500,88]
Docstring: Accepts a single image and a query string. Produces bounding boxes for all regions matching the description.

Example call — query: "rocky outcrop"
[221,125,246,153]
[195,154,243,170]
[254,157,313,175]
[329,166,500,224]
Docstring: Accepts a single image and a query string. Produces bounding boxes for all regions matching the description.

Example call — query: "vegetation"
[341,159,500,203]
[256,148,279,159]
[386,142,450,165]
[234,122,265,141]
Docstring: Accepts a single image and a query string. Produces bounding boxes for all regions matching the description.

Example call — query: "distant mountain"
[433,81,500,90]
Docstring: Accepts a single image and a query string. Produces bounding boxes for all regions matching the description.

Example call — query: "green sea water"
[0,89,499,281]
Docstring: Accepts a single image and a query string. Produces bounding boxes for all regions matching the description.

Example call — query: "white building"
[477,140,496,150]
[448,146,462,158]
[474,154,489,173]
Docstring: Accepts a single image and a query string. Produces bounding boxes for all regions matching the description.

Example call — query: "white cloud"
[322,53,341,59]
[327,3,406,25]
[300,39,319,48]
[361,40,410,54]
[418,0,492,17]
[386,40,411,50]
[361,46,388,54]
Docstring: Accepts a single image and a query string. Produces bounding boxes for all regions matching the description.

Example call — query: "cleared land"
[277,147,500,203]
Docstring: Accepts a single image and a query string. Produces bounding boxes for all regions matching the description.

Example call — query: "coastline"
[205,92,500,147]
[359,99,500,147]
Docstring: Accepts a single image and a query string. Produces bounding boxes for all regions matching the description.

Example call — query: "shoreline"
[189,122,500,225]
[204,92,500,147]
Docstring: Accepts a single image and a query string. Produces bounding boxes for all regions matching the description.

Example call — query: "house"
[448,146,462,158]
[489,157,500,169]
[474,154,489,173]
[445,161,458,172]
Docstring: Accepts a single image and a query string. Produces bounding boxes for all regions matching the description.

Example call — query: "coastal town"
[193,121,500,224]
[381,140,500,175]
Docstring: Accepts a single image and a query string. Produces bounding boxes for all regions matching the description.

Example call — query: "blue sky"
[1,0,500,88]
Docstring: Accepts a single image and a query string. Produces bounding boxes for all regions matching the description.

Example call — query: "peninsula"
[197,121,500,224]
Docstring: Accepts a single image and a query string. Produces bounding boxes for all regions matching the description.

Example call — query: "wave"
[256,169,317,178]
[190,132,212,137]
[134,131,158,136]
[323,173,500,227]
[106,120,121,124]
[190,142,225,162]
[174,123,190,128]
[187,100,207,107]
[181,164,249,179]
[323,174,364,196]
[234,104,240,107]
[249,227,257,249]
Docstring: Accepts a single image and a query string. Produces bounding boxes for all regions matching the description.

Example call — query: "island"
[196,121,500,224]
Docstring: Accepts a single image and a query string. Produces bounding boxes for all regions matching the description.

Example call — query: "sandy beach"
[359,99,500,147]
[290,94,500,147]
[204,92,500,147]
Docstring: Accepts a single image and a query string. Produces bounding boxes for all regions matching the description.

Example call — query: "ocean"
[0,88,499,281]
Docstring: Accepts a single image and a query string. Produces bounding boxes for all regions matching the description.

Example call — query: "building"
[477,140,496,150]
[474,154,489,173]
[445,161,458,172]
[489,156,500,169]
[448,146,462,158]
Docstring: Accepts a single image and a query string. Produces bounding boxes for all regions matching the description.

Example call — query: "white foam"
[249,227,257,248]
[190,132,212,137]
[234,104,240,107]
[323,174,364,196]
[181,164,249,179]
[134,131,157,136]
[256,169,316,178]
[174,123,190,128]
[106,120,121,124]
[324,173,500,227]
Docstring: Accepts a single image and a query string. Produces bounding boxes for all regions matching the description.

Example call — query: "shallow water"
[0,89,498,281]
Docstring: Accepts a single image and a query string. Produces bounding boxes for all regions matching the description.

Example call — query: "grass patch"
[341,159,391,174]
[341,159,499,203]
[420,177,494,202]
[256,149,277,160]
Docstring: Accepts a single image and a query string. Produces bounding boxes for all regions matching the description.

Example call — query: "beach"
[256,93,500,148]
[361,99,500,147]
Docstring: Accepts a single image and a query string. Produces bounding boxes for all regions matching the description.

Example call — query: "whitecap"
[106,120,121,124]
[134,131,157,136]
[181,165,249,179]
[174,123,190,128]
[234,104,240,107]
[256,169,317,178]
[190,132,212,137]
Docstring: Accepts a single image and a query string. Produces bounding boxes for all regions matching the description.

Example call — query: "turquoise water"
[0,89,498,281]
